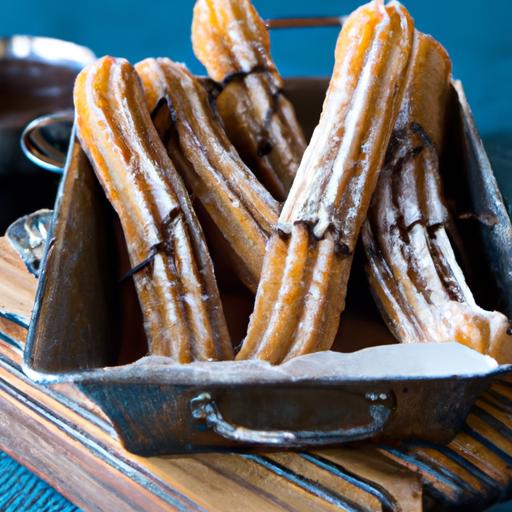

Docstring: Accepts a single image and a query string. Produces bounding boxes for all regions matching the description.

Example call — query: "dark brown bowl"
[0,36,94,232]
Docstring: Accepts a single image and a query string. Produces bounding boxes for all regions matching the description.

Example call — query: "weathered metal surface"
[25,134,119,374]
[23,78,512,455]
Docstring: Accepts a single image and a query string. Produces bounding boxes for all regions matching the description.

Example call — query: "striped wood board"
[0,236,511,511]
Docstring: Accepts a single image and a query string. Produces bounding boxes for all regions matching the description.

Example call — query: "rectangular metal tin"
[23,79,512,455]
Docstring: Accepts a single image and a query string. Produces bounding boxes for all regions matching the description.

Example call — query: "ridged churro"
[74,56,232,362]
[192,0,306,200]
[362,32,512,363]
[237,0,415,363]
[135,58,280,292]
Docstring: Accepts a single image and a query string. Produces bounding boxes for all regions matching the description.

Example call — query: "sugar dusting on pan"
[27,342,498,386]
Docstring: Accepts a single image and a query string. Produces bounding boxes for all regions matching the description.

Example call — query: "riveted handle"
[20,110,74,173]
[190,391,393,446]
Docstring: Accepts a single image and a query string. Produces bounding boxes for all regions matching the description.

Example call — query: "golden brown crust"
[74,56,232,362]
[236,225,352,363]
[192,0,307,200]
[135,58,280,292]
[279,0,415,251]
[362,32,512,363]
[237,1,415,363]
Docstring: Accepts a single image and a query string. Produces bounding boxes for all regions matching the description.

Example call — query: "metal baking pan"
[22,77,512,456]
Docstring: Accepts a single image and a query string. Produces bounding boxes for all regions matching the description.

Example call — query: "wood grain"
[0,238,36,325]
[1,236,512,511]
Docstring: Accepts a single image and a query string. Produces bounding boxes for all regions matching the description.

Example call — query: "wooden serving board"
[0,236,511,511]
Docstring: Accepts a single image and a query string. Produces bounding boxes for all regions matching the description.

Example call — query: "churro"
[192,0,306,200]
[74,56,232,362]
[135,58,280,291]
[362,32,512,363]
[237,0,415,363]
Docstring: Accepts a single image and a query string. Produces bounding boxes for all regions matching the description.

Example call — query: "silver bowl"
[0,36,94,232]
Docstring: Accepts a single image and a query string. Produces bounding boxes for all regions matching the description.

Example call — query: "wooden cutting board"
[0,236,511,511]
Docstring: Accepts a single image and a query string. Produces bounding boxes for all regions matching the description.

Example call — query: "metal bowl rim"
[0,34,95,68]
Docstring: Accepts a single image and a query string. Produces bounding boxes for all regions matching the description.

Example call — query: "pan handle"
[190,391,393,446]
[20,110,74,173]
[265,15,346,30]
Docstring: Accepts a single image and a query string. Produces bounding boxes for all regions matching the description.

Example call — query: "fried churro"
[362,32,512,363]
[135,58,280,292]
[74,56,232,362]
[237,0,415,363]
[192,0,306,200]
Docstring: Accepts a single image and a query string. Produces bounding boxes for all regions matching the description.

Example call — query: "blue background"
[1,0,511,136]
[0,1,511,510]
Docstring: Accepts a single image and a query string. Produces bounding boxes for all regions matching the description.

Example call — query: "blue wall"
[1,0,511,136]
